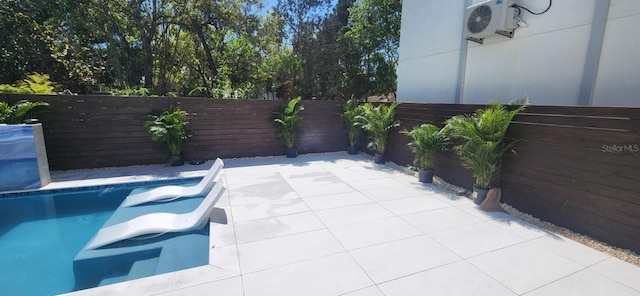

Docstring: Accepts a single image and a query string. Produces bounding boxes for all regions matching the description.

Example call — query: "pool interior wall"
[0,179,208,296]
[0,124,51,191]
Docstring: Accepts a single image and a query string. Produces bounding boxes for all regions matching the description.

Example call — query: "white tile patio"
[55,152,640,296]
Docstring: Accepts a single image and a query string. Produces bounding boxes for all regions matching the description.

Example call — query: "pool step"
[99,275,129,286]
[127,257,159,281]
[97,257,159,287]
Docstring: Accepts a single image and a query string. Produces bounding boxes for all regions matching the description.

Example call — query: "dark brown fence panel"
[501,105,640,253]
[177,98,283,161]
[4,94,348,170]
[297,100,349,154]
[5,94,173,170]
[388,102,640,253]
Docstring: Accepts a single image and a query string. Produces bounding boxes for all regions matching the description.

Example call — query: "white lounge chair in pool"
[84,180,227,250]
[121,158,224,207]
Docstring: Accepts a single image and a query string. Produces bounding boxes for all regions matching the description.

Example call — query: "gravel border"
[387,161,640,267]
[501,203,640,267]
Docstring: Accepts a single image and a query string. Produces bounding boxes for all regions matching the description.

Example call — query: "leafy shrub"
[341,97,364,147]
[274,97,304,148]
[0,73,57,94]
[356,103,400,154]
[0,100,51,124]
[444,97,527,189]
[401,124,449,169]
[112,87,151,97]
[144,106,190,156]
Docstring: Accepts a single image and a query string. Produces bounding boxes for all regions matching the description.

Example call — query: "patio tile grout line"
[56,154,637,295]
[350,163,555,295]
[282,167,385,291]
[227,165,361,287]
[212,169,247,296]
[584,257,640,293]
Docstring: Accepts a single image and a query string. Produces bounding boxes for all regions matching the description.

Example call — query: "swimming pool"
[0,179,209,296]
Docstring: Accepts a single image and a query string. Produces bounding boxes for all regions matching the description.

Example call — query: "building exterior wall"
[397,0,640,106]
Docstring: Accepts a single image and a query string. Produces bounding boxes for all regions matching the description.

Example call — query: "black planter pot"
[473,187,489,205]
[169,155,184,166]
[347,145,358,155]
[418,168,435,183]
[374,153,385,164]
[286,147,298,158]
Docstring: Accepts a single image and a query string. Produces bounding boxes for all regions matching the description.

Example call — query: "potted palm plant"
[144,106,190,166]
[274,96,304,158]
[356,102,400,164]
[341,97,363,155]
[401,124,449,183]
[444,98,527,204]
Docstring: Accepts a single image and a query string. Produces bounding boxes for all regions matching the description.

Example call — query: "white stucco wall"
[397,0,640,106]
[592,0,640,106]
[396,1,467,103]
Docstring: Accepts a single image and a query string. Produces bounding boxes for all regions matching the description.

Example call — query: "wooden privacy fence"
[2,94,639,253]
[388,103,640,254]
[2,94,348,170]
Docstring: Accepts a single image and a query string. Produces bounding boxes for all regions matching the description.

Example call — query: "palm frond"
[273,97,304,148]
[0,100,51,124]
[402,124,449,169]
[341,97,364,146]
[356,103,400,153]
[144,106,190,156]
[445,97,527,188]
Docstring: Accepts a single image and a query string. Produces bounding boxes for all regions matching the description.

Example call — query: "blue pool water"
[0,179,207,296]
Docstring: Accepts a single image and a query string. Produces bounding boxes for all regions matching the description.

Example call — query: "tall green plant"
[402,124,449,169]
[0,73,57,94]
[144,106,190,156]
[356,102,400,154]
[274,97,304,148]
[0,100,51,124]
[341,97,364,146]
[444,98,527,189]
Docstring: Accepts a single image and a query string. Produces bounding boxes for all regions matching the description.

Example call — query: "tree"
[0,0,404,99]
[0,0,58,84]
[275,0,331,99]
[345,0,402,97]
[307,0,357,100]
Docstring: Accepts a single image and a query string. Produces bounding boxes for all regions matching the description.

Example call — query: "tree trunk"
[480,188,506,212]
[193,19,217,88]
[142,36,154,89]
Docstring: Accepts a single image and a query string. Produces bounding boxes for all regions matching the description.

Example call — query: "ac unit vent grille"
[467,5,492,34]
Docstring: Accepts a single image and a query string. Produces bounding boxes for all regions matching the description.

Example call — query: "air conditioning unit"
[464,0,519,44]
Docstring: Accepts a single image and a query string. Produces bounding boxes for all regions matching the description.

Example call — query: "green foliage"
[345,0,402,97]
[341,97,364,146]
[0,1,58,85]
[444,97,528,189]
[0,0,402,99]
[263,48,302,99]
[356,102,400,153]
[113,87,152,97]
[0,100,51,124]
[0,73,57,94]
[401,124,449,169]
[0,85,22,94]
[276,0,332,49]
[144,106,190,156]
[274,97,304,148]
